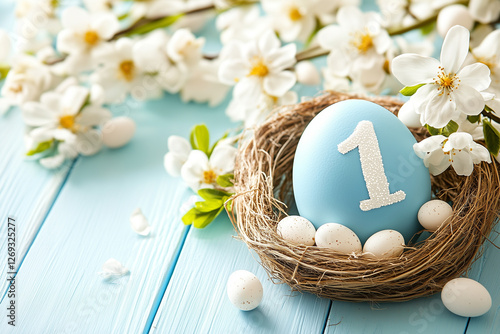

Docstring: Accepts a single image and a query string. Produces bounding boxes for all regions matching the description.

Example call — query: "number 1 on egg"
[338,120,406,211]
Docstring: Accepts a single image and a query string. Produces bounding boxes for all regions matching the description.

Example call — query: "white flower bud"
[437,5,474,37]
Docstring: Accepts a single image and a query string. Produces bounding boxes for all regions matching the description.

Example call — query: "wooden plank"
[0,109,73,296]
[0,95,232,333]
[464,224,500,334]
[150,215,331,334]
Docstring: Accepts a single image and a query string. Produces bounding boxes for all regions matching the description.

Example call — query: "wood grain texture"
[0,96,232,333]
[0,110,73,296]
[151,215,331,334]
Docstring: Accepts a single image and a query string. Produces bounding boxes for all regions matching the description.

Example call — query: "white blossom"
[218,30,296,103]
[164,135,192,177]
[216,6,272,44]
[57,7,119,72]
[413,132,491,176]
[392,26,491,128]
[22,85,111,160]
[180,144,237,192]
[167,28,205,66]
[469,29,500,95]
[469,0,500,24]
[318,6,392,93]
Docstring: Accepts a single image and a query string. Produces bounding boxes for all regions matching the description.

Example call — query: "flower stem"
[482,109,500,124]
[295,46,329,62]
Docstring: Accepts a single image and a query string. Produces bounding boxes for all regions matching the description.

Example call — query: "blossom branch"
[482,109,500,124]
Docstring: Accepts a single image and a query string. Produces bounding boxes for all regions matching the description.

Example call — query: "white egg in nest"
[418,199,453,232]
[277,215,316,246]
[315,223,362,253]
[363,230,405,259]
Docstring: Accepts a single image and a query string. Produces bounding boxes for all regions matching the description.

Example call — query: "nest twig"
[229,91,500,302]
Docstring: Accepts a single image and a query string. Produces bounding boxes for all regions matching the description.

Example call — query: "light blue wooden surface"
[1,1,499,333]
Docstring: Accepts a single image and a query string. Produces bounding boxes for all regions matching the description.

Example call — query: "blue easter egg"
[293,100,431,243]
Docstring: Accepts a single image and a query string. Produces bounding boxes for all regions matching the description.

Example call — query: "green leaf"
[208,132,228,157]
[216,173,234,188]
[400,84,425,96]
[0,64,10,80]
[193,206,225,229]
[195,198,224,213]
[26,140,53,156]
[425,124,440,136]
[441,120,459,137]
[467,115,481,124]
[483,119,500,156]
[190,124,210,155]
[197,188,231,201]
[305,18,323,48]
[123,13,184,37]
[181,207,197,225]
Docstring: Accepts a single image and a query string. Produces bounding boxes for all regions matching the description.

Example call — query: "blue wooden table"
[1,1,499,333]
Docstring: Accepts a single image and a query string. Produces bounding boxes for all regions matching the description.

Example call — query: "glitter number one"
[338,120,406,211]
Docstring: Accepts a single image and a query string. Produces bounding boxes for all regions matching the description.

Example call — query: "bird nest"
[229,91,500,302]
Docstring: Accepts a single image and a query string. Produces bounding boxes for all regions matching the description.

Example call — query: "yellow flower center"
[433,66,460,98]
[202,170,217,184]
[84,30,100,46]
[59,115,76,131]
[351,30,374,54]
[119,60,135,82]
[288,7,302,22]
[248,58,269,77]
[9,84,23,93]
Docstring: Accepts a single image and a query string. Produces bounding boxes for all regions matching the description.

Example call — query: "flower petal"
[424,93,457,128]
[258,30,280,55]
[77,106,112,127]
[76,129,102,156]
[263,71,296,97]
[451,150,473,176]
[414,135,447,153]
[470,142,491,163]
[164,152,185,177]
[61,7,90,32]
[453,84,485,116]
[458,63,491,92]
[130,208,151,236]
[40,154,66,169]
[392,54,439,86]
[266,43,296,72]
[98,258,129,280]
[440,25,469,74]
[209,144,237,174]
[317,25,345,51]
[181,150,209,184]
[218,59,248,85]
[22,102,57,127]
[61,86,90,115]
[445,132,473,150]
[92,14,119,40]
[427,151,451,175]
[233,76,263,102]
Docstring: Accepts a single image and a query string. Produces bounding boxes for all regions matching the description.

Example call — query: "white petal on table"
[98,258,129,280]
[130,208,151,236]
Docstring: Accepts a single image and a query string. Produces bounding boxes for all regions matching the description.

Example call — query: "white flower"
[133,30,187,94]
[469,0,500,24]
[0,29,11,63]
[392,25,491,128]
[22,85,111,157]
[414,132,491,176]
[218,30,296,103]
[130,0,185,20]
[57,7,119,72]
[0,55,53,113]
[91,38,151,103]
[38,141,78,169]
[180,144,237,192]
[469,29,500,95]
[164,135,192,177]
[181,59,230,107]
[318,6,392,93]
[262,0,339,43]
[167,29,205,66]
[226,90,298,128]
[216,6,272,44]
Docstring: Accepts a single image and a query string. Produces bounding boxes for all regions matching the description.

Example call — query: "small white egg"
[418,199,453,232]
[437,5,474,37]
[398,102,422,128]
[102,116,136,149]
[315,223,362,253]
[277,216,316,246]
[227,270,263,311]
[295,61,321,86]
[441,278,492,317]
[363,230,405,259]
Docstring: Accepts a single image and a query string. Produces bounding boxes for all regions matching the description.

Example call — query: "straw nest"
[229,91,500,302]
